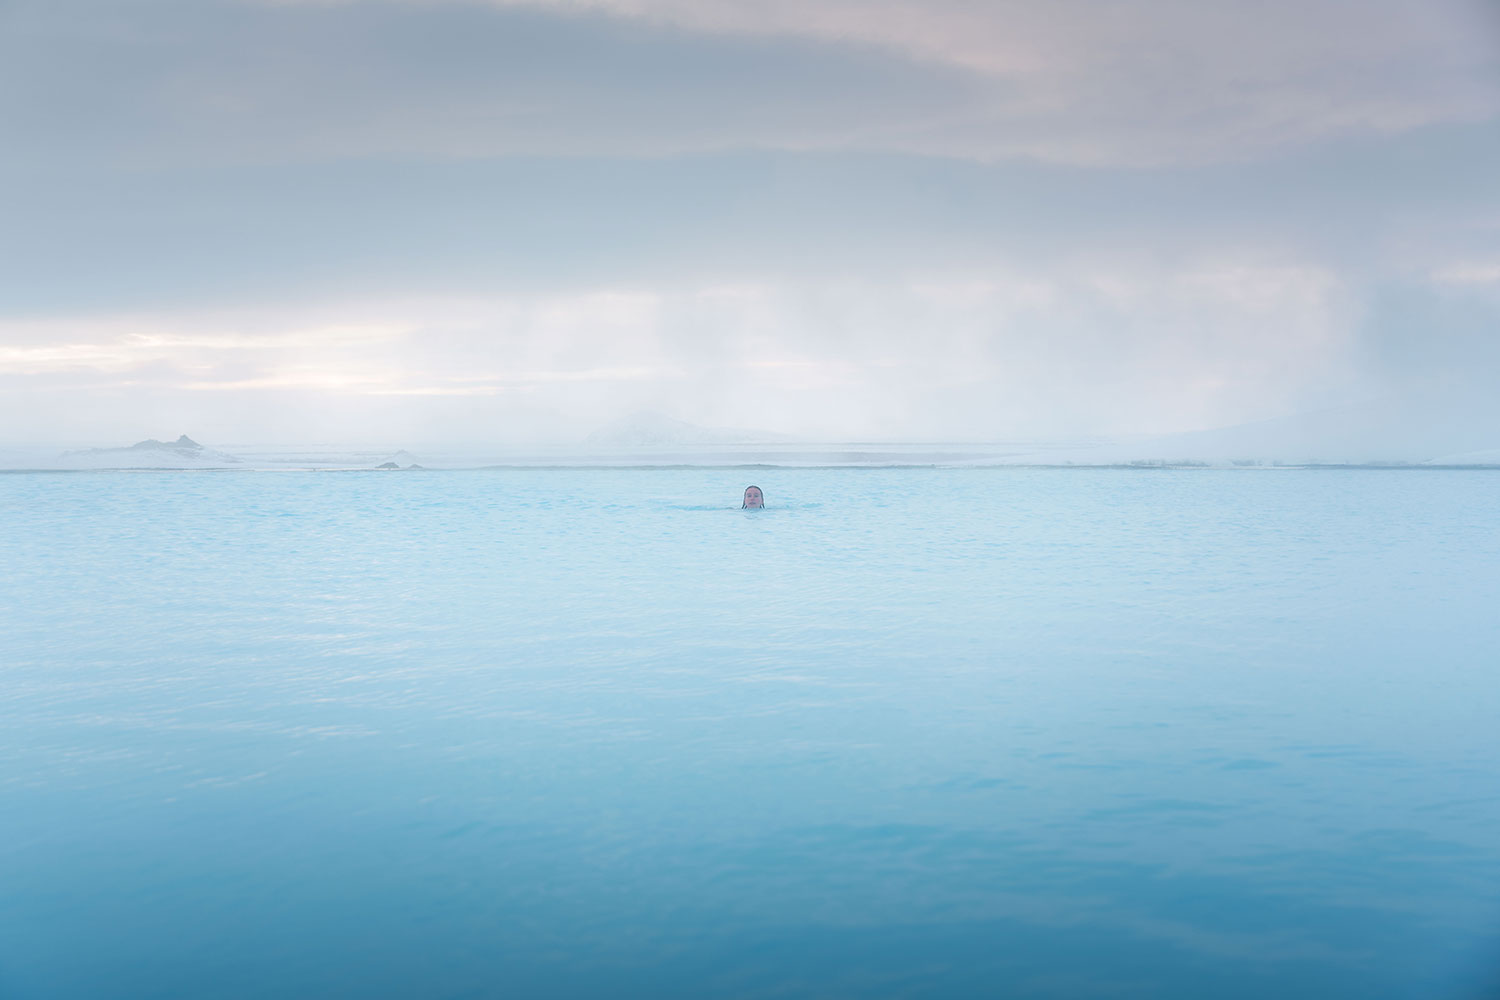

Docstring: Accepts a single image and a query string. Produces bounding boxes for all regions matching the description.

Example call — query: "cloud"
[1432,262,1500,285]
[0,0,976,167]
[6,122,1498,316]
[1354,279,1500,393]
[2,0,1496,449]
[476,0,1500,162]
[0,318,408,374]
[0,263,1369,445]
[5,260,1495,451]
[5,0,1496,168]
[353,0,1500,162]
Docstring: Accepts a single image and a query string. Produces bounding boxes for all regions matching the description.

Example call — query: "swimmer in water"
[742,485,765,509]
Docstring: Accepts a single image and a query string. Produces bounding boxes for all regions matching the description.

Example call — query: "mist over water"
[3,468,1498,998]
[6,0,1499,993]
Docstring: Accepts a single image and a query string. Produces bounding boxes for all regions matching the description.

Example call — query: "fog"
[2,0,1498,460]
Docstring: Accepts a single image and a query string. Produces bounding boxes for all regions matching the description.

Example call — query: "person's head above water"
[742,485,765,509]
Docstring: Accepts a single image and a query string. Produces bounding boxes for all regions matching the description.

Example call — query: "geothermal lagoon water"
[2,468,1498,998]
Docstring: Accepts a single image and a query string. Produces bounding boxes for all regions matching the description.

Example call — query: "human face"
[742,486,764,508]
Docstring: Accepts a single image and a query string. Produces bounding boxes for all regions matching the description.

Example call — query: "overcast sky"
[2,0,1498,447]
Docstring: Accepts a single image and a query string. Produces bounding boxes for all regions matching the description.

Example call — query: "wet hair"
[741,485,764,508]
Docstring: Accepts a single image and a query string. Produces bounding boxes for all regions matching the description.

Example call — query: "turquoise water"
[2,469,1497,998]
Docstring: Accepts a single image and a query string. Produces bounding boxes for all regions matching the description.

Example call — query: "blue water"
[2,469,1498,998]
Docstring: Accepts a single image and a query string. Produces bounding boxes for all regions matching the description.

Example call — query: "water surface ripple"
[2,469,1497,998]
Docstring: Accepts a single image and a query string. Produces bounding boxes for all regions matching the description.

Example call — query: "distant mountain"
[61,434,242,469]
[585,411,791,448]
[1018,394,1500,467]
[127,434,203,454]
